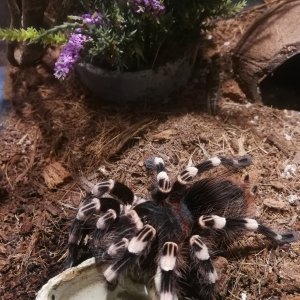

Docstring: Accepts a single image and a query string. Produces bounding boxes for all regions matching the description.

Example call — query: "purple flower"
[132,0,165,15]
[54,32,89,79]
[81,12,102,25]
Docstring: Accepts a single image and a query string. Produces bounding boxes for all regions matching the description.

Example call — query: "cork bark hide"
[233,0,300,102]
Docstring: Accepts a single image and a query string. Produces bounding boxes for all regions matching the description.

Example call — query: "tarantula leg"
[155,242,178,300]
[105,238,129,258]
[199,215,297,243]
[67,219,83,268]
[103,224,156,289]
[67,194,124,268]
[125,209,144,231]
[66,196,102,267]
[190,235,218,284]
[94,210,143,263]
[94,209,118,242]
[77,197,101,221]
[175,155,252,186]
[96,209,117,230]
[92,179,134,205]
[188,235,217,300]
[98,238,130,263]
[145,156,171,201]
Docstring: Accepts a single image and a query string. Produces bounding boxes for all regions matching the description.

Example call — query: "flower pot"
[36,258,156,300]
[76,49,198,103]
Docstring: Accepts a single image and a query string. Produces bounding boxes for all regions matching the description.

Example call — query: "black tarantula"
[67,154,296,300]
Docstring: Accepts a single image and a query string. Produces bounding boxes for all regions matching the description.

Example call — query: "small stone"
[287,194,299,205]
[240,292,247,300]
[281,164,297,179]
[284,133,292,141]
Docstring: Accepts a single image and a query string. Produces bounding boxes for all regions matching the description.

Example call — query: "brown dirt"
[1,2,300,300]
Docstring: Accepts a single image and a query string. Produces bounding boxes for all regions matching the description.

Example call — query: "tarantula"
[67,154,296,300]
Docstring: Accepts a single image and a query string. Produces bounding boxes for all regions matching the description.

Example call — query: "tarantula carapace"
[67,154,296,300]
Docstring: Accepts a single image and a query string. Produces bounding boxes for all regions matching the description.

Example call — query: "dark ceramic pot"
[76,49,198,103]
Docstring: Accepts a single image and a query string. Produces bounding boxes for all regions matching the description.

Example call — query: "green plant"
[0,0,246,78]
[0,27,67,45]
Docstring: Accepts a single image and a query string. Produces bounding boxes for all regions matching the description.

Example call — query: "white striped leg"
[94,209,118,243]
[125,209,144,231]
[106,238,129,258]
[67,219,83,268]
[96,209,117,230]
[103,224,156,289]
[67,195,122,268]
[198,215,297,243]
[100,237,130,262]
[76,196,101,221]
[190,235,218,284]
[71,196,121,240]
[95,238,129,263]
[176,155,252,186]
[67,195,102,267]
[95,210,144,263]
[145,157,171,201]
[92,179,134,205]
[155,242,178,300]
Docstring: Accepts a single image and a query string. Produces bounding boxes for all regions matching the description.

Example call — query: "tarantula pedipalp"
[67,154,297,300]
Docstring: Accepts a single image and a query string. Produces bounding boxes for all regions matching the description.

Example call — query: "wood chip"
[263,198,288,210]
[281,262,300,285]
[20,216,34,235]
[237,135,247,155]
[292,151,300,164]
[214,256,229,297]
[0,244,6,255]
[266,134,294,157]
[152,129,175,141]
[46,202,60,216]
[42,162,71,189]
[270,181,285,191]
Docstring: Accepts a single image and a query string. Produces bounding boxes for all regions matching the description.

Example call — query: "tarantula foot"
[65,251,76,269]
[234,154,252,168]
[145,156,166,171]
[272,231,299,244]
[157,172,171,193]
[199,215,225,229]
[144,157,158,170]
[145,157,171,194]
[219,154,252,169]
[106,238,129,258]
[106,277,118,291]
[91,180,114,196]
[178,167,199,183]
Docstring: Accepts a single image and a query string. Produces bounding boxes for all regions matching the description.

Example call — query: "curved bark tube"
[6,0,49,67]
[6,0,21,66]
